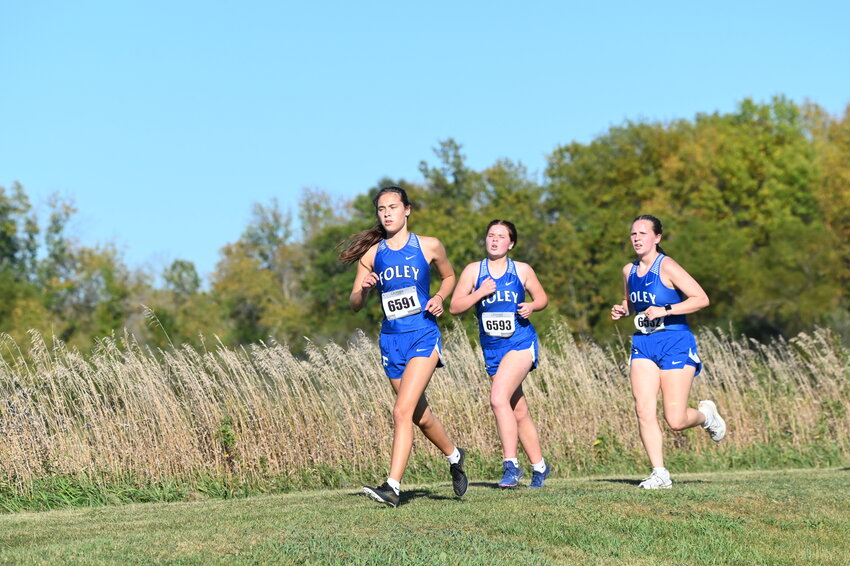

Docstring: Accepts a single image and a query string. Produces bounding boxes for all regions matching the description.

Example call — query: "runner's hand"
[478,277,496,298]
[611,304,628,320]
[426,295,444,316]
[361,272,379,292]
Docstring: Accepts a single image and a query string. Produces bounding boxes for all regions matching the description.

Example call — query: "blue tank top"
[627,254,689,333]
[374,233,437,334]
[474,258,536,348]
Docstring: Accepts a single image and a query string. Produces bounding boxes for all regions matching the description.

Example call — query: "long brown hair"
[338,185,412,264]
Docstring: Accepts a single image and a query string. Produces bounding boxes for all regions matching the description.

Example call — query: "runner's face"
[630,220,660,255]
[486,224,513,257]
[376,192,409,232]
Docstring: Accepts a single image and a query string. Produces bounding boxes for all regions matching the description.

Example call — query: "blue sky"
[2,1,848,282]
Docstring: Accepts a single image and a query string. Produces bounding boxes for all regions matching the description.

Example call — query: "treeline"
[2,96,848,353]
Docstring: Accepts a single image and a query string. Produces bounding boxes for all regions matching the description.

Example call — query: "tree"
[543,97,843,340]
[163,259,201,300]
[211,199,308,348]
[0,182,38,276]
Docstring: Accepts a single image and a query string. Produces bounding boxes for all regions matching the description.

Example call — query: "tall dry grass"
[0,322,848,494]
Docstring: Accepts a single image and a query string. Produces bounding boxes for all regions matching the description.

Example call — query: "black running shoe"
[363,482,399,507]
[450,447,469,497]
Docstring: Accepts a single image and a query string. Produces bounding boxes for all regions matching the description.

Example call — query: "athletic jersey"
[474,258,536,349]
[374,233,437,334]
[627,253,689,334]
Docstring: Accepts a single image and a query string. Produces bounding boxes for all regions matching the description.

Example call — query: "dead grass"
[1,322,847,492]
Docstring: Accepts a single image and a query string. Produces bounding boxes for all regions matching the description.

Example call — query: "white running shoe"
[639,470,672,489]
[698,400,727,442]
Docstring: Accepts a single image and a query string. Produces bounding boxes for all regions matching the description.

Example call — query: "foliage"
[1,96,849,350]
[543,96,846,341]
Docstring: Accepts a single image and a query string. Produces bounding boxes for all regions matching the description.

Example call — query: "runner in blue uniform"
[450,220,551,488]
[339,185,467,507]
[611,215,726,489]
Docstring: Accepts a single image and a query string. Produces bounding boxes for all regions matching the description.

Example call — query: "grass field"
[1,467,847,565]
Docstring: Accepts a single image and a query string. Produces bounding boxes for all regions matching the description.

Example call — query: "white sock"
[504,458,519,466]
[447,447,461,465]
[532,459,547,473]
[653,467,669,478]
[386,477,400,494]
[700,410,714,428]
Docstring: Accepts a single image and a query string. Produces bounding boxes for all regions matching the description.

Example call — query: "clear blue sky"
[2,1,848,282]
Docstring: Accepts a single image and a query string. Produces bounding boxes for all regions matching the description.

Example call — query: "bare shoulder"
[457,261,480,285]
[660,255,687,275]
[417,234,448,264]
[621,262,633,277]
[461,261,480,273]
[417,234,441,247]
[362,243,379,264]
[513,260,535,276]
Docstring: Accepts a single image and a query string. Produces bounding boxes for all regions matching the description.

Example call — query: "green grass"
[0,440,842,514]
[1,468,847,565]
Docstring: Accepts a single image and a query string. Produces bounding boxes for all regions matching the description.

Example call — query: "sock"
[447,447,461,465]
[700,410,713,429]
[504,458,519,466]
[386,477,400,494]
[532,459,547,473]
[653,467,669,478]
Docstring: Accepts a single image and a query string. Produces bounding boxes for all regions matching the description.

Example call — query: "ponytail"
[338,226,385,264]
[338,185,412,264]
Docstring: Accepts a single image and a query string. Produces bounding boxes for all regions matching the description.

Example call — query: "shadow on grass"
[592,478,641,487]
[592,478,709,486]
[345,488,461,507]
[468,481,528,490]
[398,489,459,504]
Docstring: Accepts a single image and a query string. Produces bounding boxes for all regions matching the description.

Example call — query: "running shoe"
[529,462,551,488]
[698,399,727,442]
[450,447,469,497]
[498,460,524,487]
[638,470,672,489]
[363,482,399,507]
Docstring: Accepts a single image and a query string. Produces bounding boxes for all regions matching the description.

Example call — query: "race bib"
[382,286,421,320]
[482,311,516,337]
[634,311,666,334]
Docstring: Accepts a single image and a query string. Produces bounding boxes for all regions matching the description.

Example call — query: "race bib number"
[482,311,516,337]
[634,311,666,334]
[382,286,421,320]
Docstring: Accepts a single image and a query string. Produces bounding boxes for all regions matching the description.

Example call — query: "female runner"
[450,220,551,488]
[611,214,726,489]
[339,185,468,506]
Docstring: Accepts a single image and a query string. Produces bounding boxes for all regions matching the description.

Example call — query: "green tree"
[544,97,843,340]
[163,259,201,300]
[211,199,308,347]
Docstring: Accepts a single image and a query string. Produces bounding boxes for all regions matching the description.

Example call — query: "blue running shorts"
[379,326,444,380]
[483,337,538,377]
[630,330,702,376]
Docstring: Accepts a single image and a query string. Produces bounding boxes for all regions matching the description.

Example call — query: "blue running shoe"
[498,461,524,487]
[529,463,551,488]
